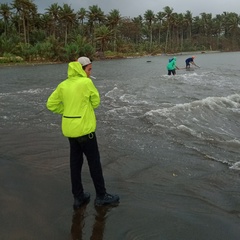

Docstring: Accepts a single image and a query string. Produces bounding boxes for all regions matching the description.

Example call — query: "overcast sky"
[3,0,240,17]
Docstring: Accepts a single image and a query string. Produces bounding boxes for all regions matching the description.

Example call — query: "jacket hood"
[67,61,87,78]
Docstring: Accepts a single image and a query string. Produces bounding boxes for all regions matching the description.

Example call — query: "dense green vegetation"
[0,0,240,63]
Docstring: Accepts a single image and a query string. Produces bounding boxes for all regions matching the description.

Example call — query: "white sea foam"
[229,161,240,170]
[0,88,52,96]
[177,125,203,138]
[105,86,121,99]
[145,94,240,119]
[119,94,148,105]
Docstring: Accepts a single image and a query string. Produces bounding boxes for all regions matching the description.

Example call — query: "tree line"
[0,0,240,63]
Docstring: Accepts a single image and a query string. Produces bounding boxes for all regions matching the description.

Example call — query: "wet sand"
[1,127,240,240]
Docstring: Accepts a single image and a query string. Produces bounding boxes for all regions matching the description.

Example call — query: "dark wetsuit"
[185,57,194,68]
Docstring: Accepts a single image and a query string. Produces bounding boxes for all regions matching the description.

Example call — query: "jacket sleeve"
[89,81,100,109]
[172,61,176,68]
[46,87,64,114]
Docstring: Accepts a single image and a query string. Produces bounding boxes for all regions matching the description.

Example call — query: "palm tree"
[198,13,214,49]
[12,0,37,43]
[129,15,143,44]
[107,9,121,51]
[87,5,105,45]
[45,3,61,39]
[76,8,87,36]
[131,15,143,44]
[156,11,164,45]
[172,13,185,51]
[176,13,185,51]
[59,3,76,46]
[144,9,155,52]
[184,10,193,40]
[221,11,228,37]
[0,3,11,36]
[11,0,37,44]
[38,13,52,38]
[77,7,86,25]
[169,12,179,50]
[95,25,113,52]
[163,6,173,52]
[212,14,223,49]
[200,13,212,36]
[224,12,239,49]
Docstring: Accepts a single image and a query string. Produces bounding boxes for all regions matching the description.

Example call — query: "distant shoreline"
[0,50,230,67]
[164,50,221,56]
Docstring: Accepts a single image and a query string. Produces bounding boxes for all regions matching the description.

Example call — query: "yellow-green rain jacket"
[46,61,100,138]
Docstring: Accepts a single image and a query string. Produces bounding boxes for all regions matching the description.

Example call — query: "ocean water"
[1,52,240,169]
[95,52,240,170]
[1,52,240,239]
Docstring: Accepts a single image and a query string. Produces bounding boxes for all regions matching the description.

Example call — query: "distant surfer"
[185,56,199,68]
[167,56,179,75]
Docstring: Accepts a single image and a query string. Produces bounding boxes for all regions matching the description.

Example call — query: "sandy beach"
[1,127,240,240]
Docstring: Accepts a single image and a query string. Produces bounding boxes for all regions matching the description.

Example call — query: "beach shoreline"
[0,50,225,68]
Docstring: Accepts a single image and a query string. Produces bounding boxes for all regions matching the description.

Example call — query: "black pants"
[168,69,176,75]
[68,133,106,198]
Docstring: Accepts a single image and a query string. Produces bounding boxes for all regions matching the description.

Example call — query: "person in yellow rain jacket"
[46,57,119,209]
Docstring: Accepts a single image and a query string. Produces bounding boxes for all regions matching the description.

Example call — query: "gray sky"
[3,0,240,17]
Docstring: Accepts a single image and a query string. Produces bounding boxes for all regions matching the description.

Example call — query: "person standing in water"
[167,57,179,75]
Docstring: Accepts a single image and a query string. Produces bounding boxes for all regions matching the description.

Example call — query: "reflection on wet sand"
[71,204,87,240]
[70,204,118,240]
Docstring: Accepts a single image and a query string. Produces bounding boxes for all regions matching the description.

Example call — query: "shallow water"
[1,52,240,239]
